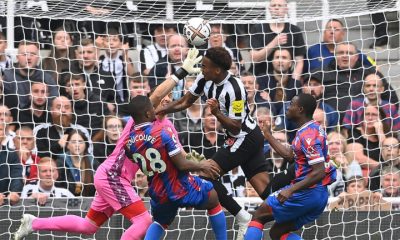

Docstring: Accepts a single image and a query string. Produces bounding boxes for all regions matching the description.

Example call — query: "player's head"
[286,93,317,121]
[125,95,155,123]
[203,47,232,82]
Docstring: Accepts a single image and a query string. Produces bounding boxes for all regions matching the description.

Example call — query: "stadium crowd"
[0,0,399,213]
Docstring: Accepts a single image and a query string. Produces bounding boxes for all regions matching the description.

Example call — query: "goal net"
[1,0,400,239]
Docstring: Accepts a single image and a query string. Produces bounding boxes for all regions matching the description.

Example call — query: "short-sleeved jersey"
[189,73,256,138]
[125,122,193,203]
[291,120,336,187]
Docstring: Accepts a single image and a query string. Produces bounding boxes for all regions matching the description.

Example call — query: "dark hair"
[70,73,85,83]
[103,28,123,42]
[270,47,293,60]
[205,47,232,71]
[0,32,5,40]
[122,95,152,118]
[297,93,317,118]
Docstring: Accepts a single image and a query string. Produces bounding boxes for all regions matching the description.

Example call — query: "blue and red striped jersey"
[291,120,336,187]
[125,122,196,203]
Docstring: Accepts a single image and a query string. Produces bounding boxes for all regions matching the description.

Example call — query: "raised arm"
[260,122,294,162]
[150,48,202,108]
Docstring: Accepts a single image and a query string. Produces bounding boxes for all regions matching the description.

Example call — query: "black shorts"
[212,125,268,180]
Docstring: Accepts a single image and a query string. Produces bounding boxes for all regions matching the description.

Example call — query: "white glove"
[182,47,203,74]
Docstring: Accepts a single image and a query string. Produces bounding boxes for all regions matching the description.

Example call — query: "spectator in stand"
[65,73,109,135]
[257,48,302,116]
[207,24,243,71]
[256,106,274,159]
[134,170,149,198]
[13,126,40,183]
[71,38,115,104]
[265,130,290,174]
[346,105,389,179]
[140,24,177,75]
[337,175,382,203]
[173,76,203,142]
[99,28,135,104]
[0,123,23,205]
[0,105,16,149]
[343,72,400,131]
[148,34,189,100]
[127,73,151,99]
[18,81,52,130]
[92,116,125,164]
[42,27,75,84]
[369,136,400,191]
[305,19,375,73]
[380,166,400,198]
[34,96,92,160]
[21,157,74,205]
[116,73,151,118]
[3,41,58,116]
[321,42,398,119]
[249,0,305,79]
[58,129,98,197]
[183,105,224,159]
[313,108,327,129]
[302,73,339,132]
[0,32,12,74]
[241,71,271,116]
[327,131,348,197]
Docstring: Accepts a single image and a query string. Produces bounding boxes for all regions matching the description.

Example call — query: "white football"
[183,17,211,47]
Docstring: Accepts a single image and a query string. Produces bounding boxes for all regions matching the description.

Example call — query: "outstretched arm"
[170,151,219,178]
[157,92,199,115]
[150,48,202,108]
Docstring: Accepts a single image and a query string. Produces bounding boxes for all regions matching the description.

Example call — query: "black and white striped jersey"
[21,181,75,198]
[189,73,257,138]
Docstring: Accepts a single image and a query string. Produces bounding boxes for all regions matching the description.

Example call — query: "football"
[183,17,211,47]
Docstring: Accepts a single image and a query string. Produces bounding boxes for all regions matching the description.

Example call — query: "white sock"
[235,209,251,223]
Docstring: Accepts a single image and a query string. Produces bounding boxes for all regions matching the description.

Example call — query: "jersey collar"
[298,120,316,132]
[134,122,152,130]
[215,73,231,87]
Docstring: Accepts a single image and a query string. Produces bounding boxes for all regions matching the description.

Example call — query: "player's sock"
[280,232,303,240]
[144,222,166,240]
[235,208,252,223]
[208,204,227,240]
[201,176,241,215]
[121,211,152,240]
[244,220,264,240]
[32,215,98,235]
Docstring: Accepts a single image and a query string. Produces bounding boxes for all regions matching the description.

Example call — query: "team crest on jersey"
[224,138,236,148]
[232,100,244,114]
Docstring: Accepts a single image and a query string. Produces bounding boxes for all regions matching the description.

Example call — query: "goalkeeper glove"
[172,48,202,83]
[186,150,206,163]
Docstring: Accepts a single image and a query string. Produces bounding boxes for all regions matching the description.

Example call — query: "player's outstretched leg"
[269,222,301,240]
[206,189,227,240]
[14,210,103,240]
[119,201,152,240]
[200,176,251,240]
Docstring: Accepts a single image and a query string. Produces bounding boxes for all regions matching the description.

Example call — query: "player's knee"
[81,220,99,235]
[132,212,153,237]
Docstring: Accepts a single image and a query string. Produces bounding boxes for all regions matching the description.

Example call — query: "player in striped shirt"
[125,95,226,240]
[244,93,337,240]
[14,48,203,240]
